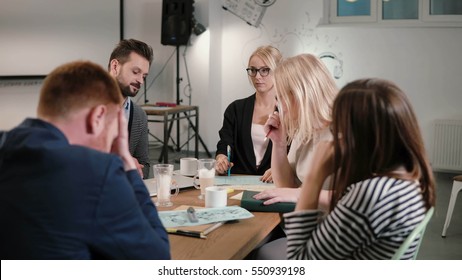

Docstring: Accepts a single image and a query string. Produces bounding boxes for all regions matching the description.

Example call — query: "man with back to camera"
[0,61,170,259]
[108,38,152,179]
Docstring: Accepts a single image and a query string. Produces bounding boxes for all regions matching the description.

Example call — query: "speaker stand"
[164,45,211,159]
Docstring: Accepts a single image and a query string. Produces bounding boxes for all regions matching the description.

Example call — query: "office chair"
[442,175,462,237]
[391,207,434,260]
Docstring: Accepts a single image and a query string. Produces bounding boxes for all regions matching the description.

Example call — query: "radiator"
[432,119,462,172]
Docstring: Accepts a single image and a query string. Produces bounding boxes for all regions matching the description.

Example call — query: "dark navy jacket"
[0,119,170,259]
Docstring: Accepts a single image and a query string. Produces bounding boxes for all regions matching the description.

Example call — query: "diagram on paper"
[158,206,254,228]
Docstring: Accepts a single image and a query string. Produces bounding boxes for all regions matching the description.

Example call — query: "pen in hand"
[227,145,231,176]
[263,129,273,142]
[264,105,279,141]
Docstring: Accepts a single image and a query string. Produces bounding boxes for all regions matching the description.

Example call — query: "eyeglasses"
[246,67,271,77]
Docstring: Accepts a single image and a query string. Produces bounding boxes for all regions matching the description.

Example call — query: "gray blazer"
[128,102,150,178]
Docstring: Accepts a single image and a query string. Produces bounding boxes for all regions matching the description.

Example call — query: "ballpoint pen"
[263,129,273,142]
[203,219,238,236]
[166,228,206,239]
[227,145,231,176]
[264,105,279,141]
[203,221,225,236]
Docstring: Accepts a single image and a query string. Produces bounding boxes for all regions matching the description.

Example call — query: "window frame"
[328,0,462,26]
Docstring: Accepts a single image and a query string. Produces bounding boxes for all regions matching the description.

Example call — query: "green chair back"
[391,207,434,260]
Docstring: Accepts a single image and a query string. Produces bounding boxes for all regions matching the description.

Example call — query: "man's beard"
[118,80,138,98]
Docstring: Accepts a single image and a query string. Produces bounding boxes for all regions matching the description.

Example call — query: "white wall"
[0,80,41,128]
[213,0,462,160]
[1,0,461,164]
[0,0,119,76]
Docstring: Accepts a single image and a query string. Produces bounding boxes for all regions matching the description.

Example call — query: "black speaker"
[161,0,193,46]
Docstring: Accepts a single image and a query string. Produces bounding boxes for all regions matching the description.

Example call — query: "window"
[382,0,419,20]
[329,0,462,25]
[422,0,462,22]
[330,0,377,22]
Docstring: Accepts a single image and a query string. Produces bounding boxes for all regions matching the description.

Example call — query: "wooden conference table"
[154,188,281,260]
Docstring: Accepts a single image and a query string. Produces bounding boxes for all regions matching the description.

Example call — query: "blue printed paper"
[158,206,254,228]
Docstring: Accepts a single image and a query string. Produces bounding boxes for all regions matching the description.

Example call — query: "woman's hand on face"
[260,168,273,183]
[264,111,286,146]
[253,188,300,205]
[215,154,233,175]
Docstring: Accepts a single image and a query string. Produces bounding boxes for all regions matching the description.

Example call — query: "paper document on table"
[215,175,274,186]
[158,206,254,228]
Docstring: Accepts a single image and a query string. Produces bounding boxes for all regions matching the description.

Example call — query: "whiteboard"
[0,0,120,77]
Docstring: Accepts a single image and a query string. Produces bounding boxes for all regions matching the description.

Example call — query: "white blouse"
[251,123,269,167]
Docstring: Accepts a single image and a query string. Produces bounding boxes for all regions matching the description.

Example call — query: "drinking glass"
[153,164,179,207]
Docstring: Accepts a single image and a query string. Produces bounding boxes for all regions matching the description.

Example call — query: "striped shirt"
[284,176,427,259]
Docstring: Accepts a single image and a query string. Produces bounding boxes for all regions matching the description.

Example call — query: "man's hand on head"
[111,109,137,171]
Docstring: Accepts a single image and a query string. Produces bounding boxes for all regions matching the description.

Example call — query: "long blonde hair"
[274,53,338,144]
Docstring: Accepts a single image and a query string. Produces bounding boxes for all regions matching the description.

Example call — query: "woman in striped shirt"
[284,78,436,259]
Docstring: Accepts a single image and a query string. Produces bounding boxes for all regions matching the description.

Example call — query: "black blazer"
[216,94,272,175]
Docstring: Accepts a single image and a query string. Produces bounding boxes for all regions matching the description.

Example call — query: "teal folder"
[240,190,295,213]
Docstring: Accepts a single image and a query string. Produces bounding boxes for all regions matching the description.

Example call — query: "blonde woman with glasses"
[215,45,282,180]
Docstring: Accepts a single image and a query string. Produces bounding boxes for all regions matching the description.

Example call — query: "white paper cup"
[193,159,216,199]
[180,157,198,176]
[205,186,228,208]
